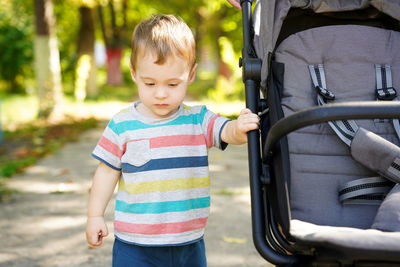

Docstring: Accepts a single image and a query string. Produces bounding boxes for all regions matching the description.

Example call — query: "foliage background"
[0,0,244,110]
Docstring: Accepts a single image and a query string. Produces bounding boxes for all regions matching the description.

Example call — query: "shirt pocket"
[121,139,151,167]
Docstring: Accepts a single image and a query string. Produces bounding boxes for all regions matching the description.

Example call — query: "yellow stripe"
[119,176,210,194]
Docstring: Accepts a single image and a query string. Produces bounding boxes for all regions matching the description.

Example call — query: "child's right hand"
[86,216,109,248]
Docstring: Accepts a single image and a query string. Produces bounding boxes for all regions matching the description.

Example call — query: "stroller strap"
[375,64,400,139]
[375,64,397,101]
[308,64,400,203]
[309,64,400,143]
[309,63,400,144]
[308,64,358,146]
[339,176,393,205]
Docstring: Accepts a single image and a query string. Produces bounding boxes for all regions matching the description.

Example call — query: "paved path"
[0,125,271,267]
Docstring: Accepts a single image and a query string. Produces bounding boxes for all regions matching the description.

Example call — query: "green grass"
[0,117,98,201]
[0,117,98,174]
[90,83,138,102]
[0,94,39,127]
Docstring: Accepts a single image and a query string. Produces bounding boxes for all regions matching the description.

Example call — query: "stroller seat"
[276,23,400,259]
[291,219,400,255]
[240,0,400,265]
[278,24,400,227]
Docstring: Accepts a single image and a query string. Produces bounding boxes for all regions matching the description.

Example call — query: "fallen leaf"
[60,168,71,175]
[14,147,30,158]
[222,236,247,244]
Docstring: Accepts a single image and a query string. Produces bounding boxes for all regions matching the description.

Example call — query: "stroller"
[239,0,400,266]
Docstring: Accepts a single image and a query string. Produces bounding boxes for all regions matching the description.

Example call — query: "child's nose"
[155,87,168,99]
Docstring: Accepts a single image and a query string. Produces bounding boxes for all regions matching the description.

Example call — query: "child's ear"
[130,64,137,82]
[188,63,198,84]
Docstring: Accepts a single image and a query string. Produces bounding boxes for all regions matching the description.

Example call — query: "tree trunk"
[106,48,123,86]
[97,5,108,47]
[215,8,230,80]
[34,0,63,120]
[122,0,127,29]
[75,6,97,101]
[98,1,123,86]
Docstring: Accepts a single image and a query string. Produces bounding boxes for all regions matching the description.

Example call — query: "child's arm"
[221,108,259,145]
[86,162,120,247]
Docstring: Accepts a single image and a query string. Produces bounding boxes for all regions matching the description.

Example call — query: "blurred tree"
[0,16,33,93]
[75,4,97,101]
[34,0,63,119]
[0,0,34,94]
[191,0,243,100]
[0,0,244,104]
[52,1,79,94]
[98,0,127,86]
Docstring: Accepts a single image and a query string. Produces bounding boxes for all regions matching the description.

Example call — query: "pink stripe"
[114,217,208,235]
[206,115,220,148]
[150,134,205,148]
[99,136,123,158]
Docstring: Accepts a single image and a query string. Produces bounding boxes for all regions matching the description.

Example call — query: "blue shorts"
[112,238,207,267]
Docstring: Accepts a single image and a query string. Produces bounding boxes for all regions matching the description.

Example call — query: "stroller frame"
[240,0,400,266]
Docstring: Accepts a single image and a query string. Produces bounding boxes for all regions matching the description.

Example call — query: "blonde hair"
[130,14,196,70]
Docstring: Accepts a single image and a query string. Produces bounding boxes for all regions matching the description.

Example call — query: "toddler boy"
[86,14,259,266]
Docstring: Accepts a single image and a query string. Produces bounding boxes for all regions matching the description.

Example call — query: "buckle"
[316,85,335,101]
[377,87,397,101]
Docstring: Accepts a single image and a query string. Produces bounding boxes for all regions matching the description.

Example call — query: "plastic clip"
[316,85,335,101]
[377,87,397,101]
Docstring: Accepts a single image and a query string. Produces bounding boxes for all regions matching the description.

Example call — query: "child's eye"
[168,83,178,87]
[145,82,155,86]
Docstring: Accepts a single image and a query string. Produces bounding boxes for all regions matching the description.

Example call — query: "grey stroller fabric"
[274,24,400,230]
[254,0,400,88]
[291,219,400,251]
[372,184,400,231]
[351,127,400,183]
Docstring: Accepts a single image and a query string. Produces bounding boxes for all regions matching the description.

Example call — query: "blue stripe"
[121,156,208,173]
[109,113,204,135]
[115,197,210,214]
[91,153,121,171]
[219,119,230,150]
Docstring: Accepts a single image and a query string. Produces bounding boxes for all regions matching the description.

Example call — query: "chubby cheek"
[175,88,187,102]
[138,87,152,101]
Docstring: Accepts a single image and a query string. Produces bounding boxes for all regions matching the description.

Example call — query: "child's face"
[131,51,196,118]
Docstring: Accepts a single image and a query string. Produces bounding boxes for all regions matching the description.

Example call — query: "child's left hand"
[221,108,259,145]
[234,108,260,143]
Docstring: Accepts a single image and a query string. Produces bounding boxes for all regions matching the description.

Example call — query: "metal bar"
[264,102,400,161]
[241,0,297,265]
[240,0,253,59]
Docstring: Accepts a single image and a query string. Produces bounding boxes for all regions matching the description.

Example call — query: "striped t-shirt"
[92,102,230,246]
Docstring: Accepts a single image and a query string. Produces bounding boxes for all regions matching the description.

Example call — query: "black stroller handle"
[264,101,400,161]
[240,0,298,265]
